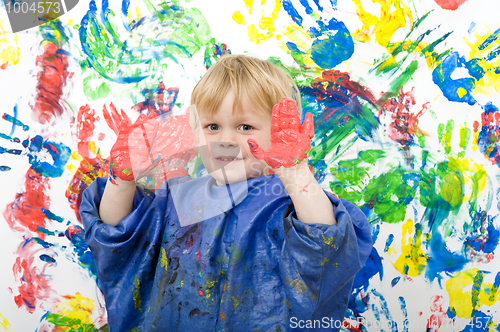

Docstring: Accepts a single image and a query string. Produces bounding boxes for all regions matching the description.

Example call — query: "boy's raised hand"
[248,97,314,169]
[108,111,160,182]
[105,105,197,187]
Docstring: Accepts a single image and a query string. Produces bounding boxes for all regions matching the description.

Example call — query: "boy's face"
[198,89,272,185]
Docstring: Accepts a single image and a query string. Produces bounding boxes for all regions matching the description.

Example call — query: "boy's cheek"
[194,130,207,146]
[261,138,272,150]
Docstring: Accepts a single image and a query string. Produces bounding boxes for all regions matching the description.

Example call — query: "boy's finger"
[247,139,266,160]
[271,102,282,134]
[279,98,300,131]
[301,112,315,138]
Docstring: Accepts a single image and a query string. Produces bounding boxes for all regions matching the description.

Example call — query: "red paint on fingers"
[249,98,314,168]
[109,109,197,185]
[109,112,157,181]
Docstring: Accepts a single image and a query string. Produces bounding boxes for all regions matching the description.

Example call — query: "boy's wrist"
[273,160,313,194]
[108,175,137,188]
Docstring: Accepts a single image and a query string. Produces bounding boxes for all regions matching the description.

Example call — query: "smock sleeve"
[280,191,372,323]
[79,177,169,329]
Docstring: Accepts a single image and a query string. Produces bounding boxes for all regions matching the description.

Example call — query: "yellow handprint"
[352,0,448,74]
[392,218,428,277]
[352,0,414,47]
[232,0,282,44]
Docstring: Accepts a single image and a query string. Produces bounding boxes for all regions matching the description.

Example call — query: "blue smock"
[80,175,372,331]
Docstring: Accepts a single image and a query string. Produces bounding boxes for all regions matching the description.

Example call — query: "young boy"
[80,54,372,331]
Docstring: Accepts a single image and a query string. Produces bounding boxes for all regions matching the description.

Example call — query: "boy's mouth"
[214,155,243,165]
[215,155,242,161]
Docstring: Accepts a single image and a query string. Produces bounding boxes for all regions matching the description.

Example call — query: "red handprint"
[248,97,314,169]
[107,110,159,182]
[104,104,197,187]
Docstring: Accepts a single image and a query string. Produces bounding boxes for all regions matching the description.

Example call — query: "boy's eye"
[239,124,253,131]
[207,124,219,131]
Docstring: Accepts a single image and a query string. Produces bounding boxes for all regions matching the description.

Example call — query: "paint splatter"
[426,295,454,331]
[433,52,476,105]
[379,88,427,152]
[434,0,470,10]
[4,169,51,235]
[23,135,71,178]
[300,69,379,167]
[133,275,142,312]
[463,28,500,96]
[0,19,20,69]
[393,219,428,276]
[66,104,108,220]
[2,113,29,131]
[0,312,10,331]
[33,20,71,124]
[446,268,500,319]
[38,293,107,331]
[12,239,58,313]
[204,38,232,69]
[133,83,179,116]
[476,102,500,165]
[80,0,211,83]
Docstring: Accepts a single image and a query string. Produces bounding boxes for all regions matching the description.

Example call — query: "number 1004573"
[5,1,61,14]
[3,0,79,33]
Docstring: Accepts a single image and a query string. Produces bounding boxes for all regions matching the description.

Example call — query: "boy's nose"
[218,141,238,148]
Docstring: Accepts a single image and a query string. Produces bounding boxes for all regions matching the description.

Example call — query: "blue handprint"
[281,0,353,69]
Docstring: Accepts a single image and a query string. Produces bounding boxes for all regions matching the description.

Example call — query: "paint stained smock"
[80,174,372,332]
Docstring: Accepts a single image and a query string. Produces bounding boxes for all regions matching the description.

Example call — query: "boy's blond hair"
[190,54,301,133]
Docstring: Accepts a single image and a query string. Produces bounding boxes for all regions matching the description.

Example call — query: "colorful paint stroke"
[0,312,11,332]
[0,19,20,69]
[0,0,499,331]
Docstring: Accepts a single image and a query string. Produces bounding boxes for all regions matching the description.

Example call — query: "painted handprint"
[248,97,314,168]
[475,102,500,165]
[347,0,457,82]
[351,0,413,48]
[280,0,354,69]
[433,27,500,105]
[232,0,282,44]
[104,103,197,187]
[0,110,71,177]
[107,110,159,182]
